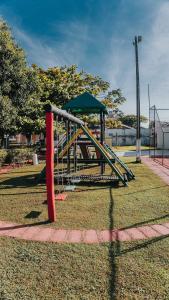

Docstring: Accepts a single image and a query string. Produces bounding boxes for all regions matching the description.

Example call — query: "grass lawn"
[0,159,169,299]
[113,145,152,151]
[0,235,169,299]
[0,158,168,229]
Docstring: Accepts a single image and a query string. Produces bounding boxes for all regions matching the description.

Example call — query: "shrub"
[6,148,33,164]
[0,149,7,166]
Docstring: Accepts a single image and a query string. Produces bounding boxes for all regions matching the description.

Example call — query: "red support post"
[46,112,56,222]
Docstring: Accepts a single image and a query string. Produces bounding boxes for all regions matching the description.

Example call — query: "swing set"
[45,102,135,222]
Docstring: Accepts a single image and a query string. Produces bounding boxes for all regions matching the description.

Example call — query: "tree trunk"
[26,134,32,146]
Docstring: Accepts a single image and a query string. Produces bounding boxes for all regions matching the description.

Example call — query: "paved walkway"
[142,157,169,185]
[0,220,169,244]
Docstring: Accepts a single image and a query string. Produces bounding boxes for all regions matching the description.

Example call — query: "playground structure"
[149,105,169,168]
[45,93,135,222]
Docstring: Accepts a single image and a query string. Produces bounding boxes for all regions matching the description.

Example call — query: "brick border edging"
[0,220,169,244]
[142,157,169,185]
[0,164,23,175]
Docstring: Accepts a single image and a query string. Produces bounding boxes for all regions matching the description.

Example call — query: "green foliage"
[17,98,46,136]
[0,20,38,107]
[101,89,126,111]
[0,149,7,166]
[34,64,110,106]
[81,115,122,128]
[120,114,148,128]
[6,148,33,164]
[0,96,17,138]
[105,118,122,128]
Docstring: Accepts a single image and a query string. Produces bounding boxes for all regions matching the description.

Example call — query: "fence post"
[46,112,56,222]
[162,132,164,166]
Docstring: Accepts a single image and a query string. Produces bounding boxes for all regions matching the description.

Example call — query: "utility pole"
[133,36,142,163]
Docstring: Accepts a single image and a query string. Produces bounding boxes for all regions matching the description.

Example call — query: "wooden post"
[100,111,105,174]
[46,112,56,222]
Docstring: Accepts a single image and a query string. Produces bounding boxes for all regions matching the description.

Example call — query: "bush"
[6,148,33,164]
[0,149,8,166]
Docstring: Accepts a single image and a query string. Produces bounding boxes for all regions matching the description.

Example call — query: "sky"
[1,0,169,120]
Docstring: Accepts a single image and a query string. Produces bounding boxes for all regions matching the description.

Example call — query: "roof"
[62,92,107,114]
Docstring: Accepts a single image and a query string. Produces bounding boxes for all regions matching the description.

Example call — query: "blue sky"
[1,0,169,120]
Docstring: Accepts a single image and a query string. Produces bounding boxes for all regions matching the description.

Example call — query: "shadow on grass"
[116,234,169,257]
[0,220,50,231]
[108,188,120,300]
[25,211,42,219]
[0,173,40,189]
[117,185,168,197]
[120,213,169,231]
[108,188,169,299]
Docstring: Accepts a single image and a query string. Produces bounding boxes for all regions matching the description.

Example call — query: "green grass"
[0,160,169,299]
[113,145,151,151]
[0,236,169,299]
[0,159,169,229]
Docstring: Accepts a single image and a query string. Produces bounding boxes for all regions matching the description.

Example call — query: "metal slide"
[104,143,135,180]
[81,125,127,186]
[58,128,83,158]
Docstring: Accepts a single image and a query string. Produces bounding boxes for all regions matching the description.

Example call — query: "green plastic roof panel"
[63,92,107,114]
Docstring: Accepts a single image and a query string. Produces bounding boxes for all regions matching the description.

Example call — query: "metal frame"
[45,104,135,222]
[149,105,169,168]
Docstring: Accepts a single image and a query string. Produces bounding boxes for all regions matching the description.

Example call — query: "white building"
[106,125,149,146]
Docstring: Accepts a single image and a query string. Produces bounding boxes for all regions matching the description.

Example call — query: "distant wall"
[105,127,149,146]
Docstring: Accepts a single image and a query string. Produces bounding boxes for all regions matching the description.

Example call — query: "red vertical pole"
[46,112,56,222]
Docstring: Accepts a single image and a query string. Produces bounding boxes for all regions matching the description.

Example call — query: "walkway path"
[142,157,169,185]
[0,220,169,244]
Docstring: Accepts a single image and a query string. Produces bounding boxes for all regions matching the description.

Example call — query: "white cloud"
[13,20,90,69]
[103,1,169,119]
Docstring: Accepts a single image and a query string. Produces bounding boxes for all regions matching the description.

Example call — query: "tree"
[0,20,40,145]
[120,114,148,128]
[17,98,45,144]
[0,96,17,147]
[34,64,110,106]
[34,64,126,129]
[101,89,125,113]
[105,118,122,129]
[0,20,38,107]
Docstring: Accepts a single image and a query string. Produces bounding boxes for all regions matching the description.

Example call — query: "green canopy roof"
[63,92,107,114]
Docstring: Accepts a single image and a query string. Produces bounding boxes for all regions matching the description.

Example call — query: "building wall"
[156,126,169,149]
[105,127,149,146]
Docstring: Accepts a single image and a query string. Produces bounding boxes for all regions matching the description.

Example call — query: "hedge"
[0,150,8,166]
[6,148,34,164]
[0,148,34,166]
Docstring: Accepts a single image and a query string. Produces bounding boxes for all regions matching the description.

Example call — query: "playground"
[0,93,169,299]
[0,157,169,299]
[1,2,169,298]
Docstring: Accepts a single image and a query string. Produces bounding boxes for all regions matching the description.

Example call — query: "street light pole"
[133,35,142,163]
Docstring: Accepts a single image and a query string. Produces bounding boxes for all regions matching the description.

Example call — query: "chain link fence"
[149,106,169,168]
